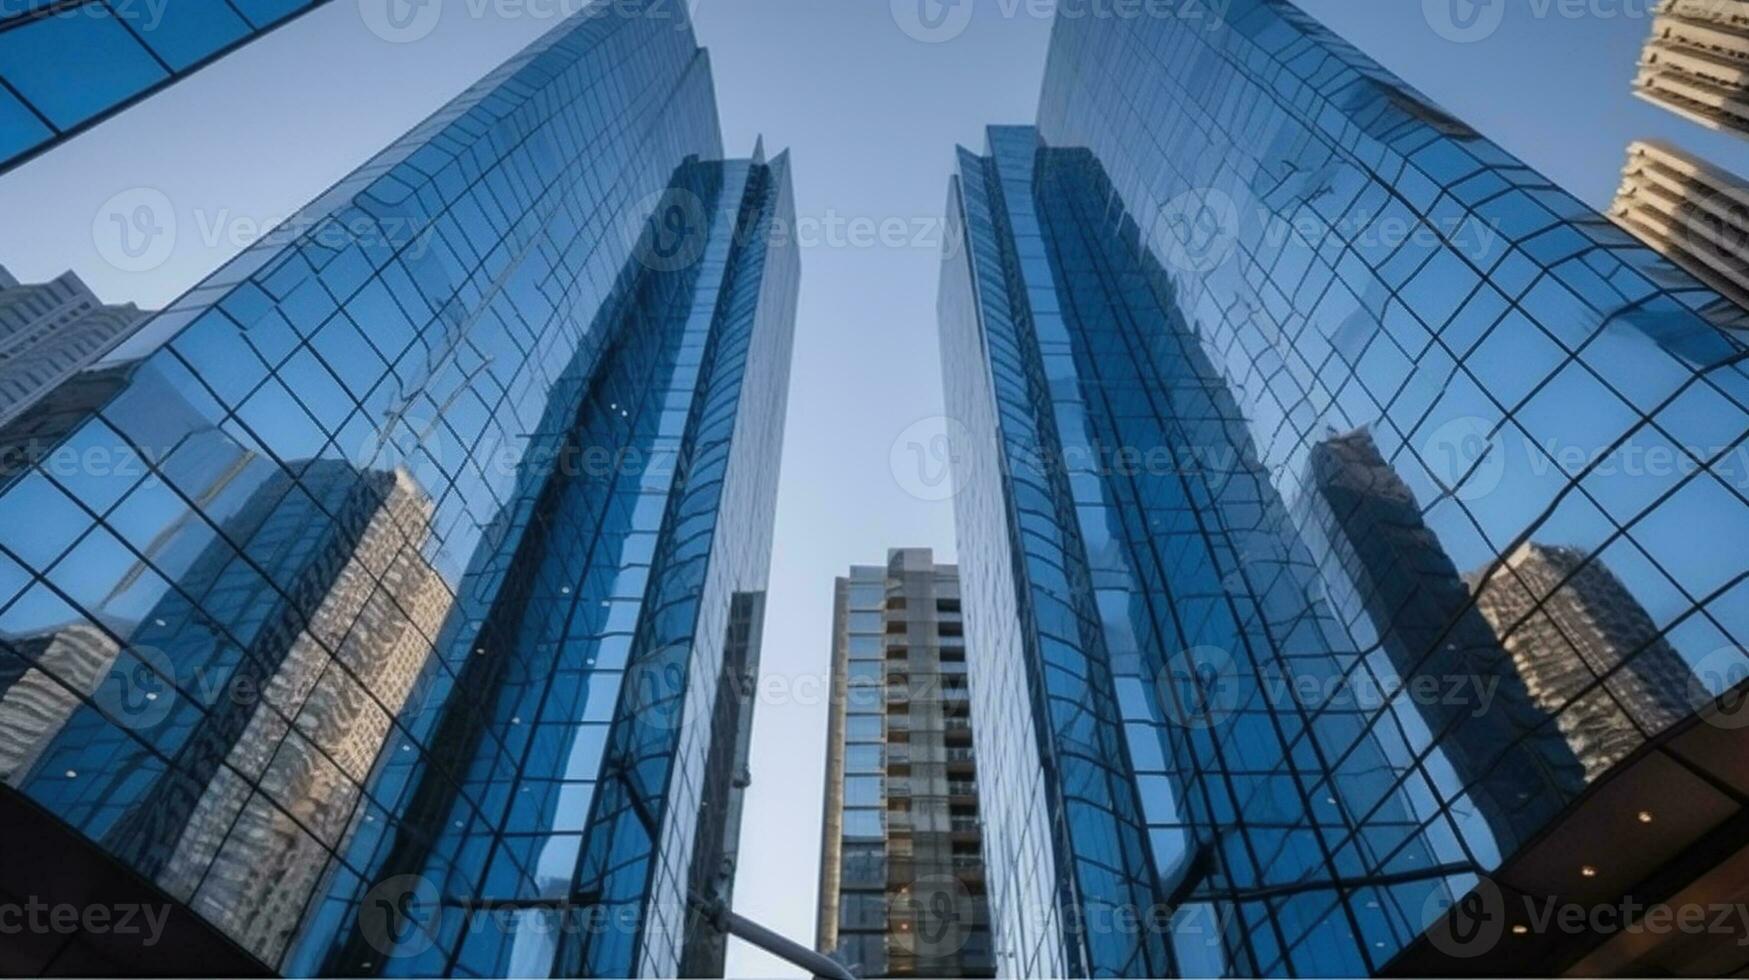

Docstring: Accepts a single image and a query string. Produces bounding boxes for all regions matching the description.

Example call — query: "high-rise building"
[0,2,798,976]
[0,0,337,172]
[941,1,1749,976]
[817,549,993,978]
[0,266,149,428]
[1632,0,1749,140]
[1611,139,1749,319]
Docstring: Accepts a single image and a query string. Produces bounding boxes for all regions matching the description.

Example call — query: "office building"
[817,550,993,978]
[0,266,149,428]
[0,0,338,172]
[1632,0,1749,139]
[1611,139,1749,318]
[0,2,798,976]
[940,0,1749,975]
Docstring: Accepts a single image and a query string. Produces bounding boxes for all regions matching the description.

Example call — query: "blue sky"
[5,1,1749,977]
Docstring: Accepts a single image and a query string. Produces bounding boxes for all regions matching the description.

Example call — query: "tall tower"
[817,549,993,978]
[942,1,1749,975]
[0,266,149,427]
[0,2,798,976]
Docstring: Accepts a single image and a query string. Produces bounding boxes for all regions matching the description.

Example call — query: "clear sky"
[5,1,1749,978]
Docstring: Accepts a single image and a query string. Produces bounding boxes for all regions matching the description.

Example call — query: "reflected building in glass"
[0,2,797,977]
[816,549,993,979]
[940,1,1749,976]
[0,0,337,172]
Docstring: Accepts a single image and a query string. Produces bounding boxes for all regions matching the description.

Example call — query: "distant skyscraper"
[1632,0,1749,139]
[0,2,797,976]
[942,1,1749,976]
[0,265,148,427]
[0,0,337,172]
[1611,139,1749,319]
[817,550,993,978]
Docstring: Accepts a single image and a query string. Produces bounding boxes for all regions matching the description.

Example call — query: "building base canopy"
[1387,688,1749,977]
[0,785,271,977]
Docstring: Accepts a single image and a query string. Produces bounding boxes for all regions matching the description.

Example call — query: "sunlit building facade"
[0,2,797,976]
[941,1,1749,976]
[1632,0,1749,140]
[816,549,993,978]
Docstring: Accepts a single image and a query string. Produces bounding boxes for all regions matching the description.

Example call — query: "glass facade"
[0,2,797,977]
[0,0,336,172]
[940,1,1749,976]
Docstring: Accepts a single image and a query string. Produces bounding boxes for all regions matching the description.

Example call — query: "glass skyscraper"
[940,1,1749,976]
[0,0,337,172]
[0,2,797,977]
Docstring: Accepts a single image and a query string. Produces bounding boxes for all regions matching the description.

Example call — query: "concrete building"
[817,549,992,978]
[0,266,148,428]
[1633,0,1749,139]
[1612,139,1749,318]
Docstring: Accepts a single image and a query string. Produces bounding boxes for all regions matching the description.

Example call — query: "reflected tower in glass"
[0,2,798,977]
[940,1,1749,976]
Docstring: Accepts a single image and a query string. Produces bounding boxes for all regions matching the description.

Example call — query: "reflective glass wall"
[0,0,337,172]
[0,2,798,976]
[941,0,1749,975]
